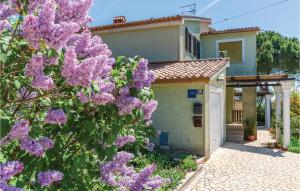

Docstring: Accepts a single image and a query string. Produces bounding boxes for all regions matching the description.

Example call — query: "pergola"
[227,74,295,149]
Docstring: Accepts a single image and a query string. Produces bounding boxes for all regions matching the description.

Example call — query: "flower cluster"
[9,120,30,140]
[8,120,54,157]
[145,139,155,152]
[115,135,136,148]
[0,183,23,191]
[45,109,67,125]
[22,1,79,50]
[0,161,24,183]
[132,59,155,90]
[0,1,16,32]
[141,100,158,121]
[115,87,141,115]
[100,152,169,191]
[55,0,93,26]
[38,170,64,187]
[20,137,54,157]
[25,54,55,90]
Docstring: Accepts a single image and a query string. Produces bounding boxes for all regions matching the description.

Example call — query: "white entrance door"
[209,88,223,155]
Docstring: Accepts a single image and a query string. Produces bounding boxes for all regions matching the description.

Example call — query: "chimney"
[113,16,126,25]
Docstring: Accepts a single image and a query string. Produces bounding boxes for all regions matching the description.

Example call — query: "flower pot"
[247,135,256,141]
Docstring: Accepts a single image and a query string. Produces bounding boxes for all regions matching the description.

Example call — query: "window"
[185,27,200,59]
[218,40,243,63]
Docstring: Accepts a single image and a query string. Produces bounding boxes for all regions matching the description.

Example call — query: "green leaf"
[13,80,21,89]
[0,53,7,63]
[0,118,10,138]
[91,82,100,93]
[40,97,51,106]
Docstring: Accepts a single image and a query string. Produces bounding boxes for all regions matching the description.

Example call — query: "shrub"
[0,0,167,190]
[180,155,198,172]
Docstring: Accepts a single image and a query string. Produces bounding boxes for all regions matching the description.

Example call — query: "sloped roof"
[149,58,229,83]
[90,15,211,32]
[201,27,260,36]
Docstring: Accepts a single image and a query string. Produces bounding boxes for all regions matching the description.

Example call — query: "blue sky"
[89,0,299,38]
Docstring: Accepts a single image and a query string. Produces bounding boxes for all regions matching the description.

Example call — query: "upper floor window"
[217,39,244,63]
[185,27,200,59]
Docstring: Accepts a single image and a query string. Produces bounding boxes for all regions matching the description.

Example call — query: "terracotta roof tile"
[90,15,211,32]
[201,27,260,36]
[149,58,229,83]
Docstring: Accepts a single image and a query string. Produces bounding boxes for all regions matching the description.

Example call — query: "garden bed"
[131,151,200,191]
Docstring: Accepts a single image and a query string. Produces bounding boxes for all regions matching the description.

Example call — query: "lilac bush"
[0,0,167,190]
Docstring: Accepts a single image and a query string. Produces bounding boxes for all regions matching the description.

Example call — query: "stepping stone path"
[185,128,300,191]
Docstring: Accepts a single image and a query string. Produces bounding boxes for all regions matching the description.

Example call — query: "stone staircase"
[226,124,244,143]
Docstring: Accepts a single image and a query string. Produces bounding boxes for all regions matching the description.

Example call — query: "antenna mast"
[180,3,197,15]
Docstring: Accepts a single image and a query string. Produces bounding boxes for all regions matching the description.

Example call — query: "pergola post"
[264,94,272,129]
[273,86,282,143]
[281,81,294,149]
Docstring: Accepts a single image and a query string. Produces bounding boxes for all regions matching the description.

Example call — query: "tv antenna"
[180,3,197,15]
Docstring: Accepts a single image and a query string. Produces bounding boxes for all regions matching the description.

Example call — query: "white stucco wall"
[94,26,181,62]
[201,32,257,76]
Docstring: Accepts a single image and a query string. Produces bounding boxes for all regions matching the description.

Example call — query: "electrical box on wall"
[193,103,202,114]
[193,116,202,128]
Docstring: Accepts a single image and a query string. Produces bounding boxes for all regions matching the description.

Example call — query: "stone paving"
[185,128,300,191]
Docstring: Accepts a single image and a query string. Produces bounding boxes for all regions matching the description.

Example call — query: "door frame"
[208,86,225,155]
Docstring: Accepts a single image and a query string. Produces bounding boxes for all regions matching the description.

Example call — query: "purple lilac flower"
[22,14,40,48]
[45,109,67,125]
[62,42,114,88]
[28,0,46,13]
[114,135,136,148]
[77,91,89,104]
[100,152,135,187]
[115,96,141,115]
[0,20,11,33]
[91,92,115,105]
[142,100,158,121]
[37,170,64,187]
[115,87,141,115]
[22,1,79,49]
[55,0,93,26]
[0,183,23,191]
[0,161,24,183]
[38,137,54,150]
[67,31,112,59]
[130,164,156,191]
[0,2,17,20]
[32,75,55,90]
[9,120,30,140]
[19,137,45,157]
[100,152,168,190]
[144,176,171,190]
[132,59,155,90]
[145,139,155,152]
[62,48,98,87]
[113,151,134,165]
[24,54,44,77]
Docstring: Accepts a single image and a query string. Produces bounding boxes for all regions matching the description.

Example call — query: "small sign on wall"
[187,89,203,98]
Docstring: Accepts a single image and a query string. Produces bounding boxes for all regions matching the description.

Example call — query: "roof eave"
[153,77,211,85]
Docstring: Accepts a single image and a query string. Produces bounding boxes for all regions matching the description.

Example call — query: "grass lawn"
[131,151,198,190]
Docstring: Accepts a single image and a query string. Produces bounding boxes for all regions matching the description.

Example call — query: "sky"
[89,0,300,38]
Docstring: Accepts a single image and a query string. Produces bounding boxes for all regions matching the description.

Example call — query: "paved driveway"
[185,130,300,191]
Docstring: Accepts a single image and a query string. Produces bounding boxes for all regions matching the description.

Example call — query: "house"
[91,15,295,158]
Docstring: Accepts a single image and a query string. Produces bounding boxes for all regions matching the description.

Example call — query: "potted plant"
[243,118,256,141]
